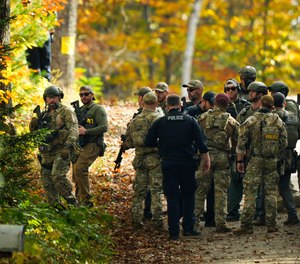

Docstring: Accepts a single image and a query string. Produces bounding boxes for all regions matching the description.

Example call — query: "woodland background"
[1,0,300,263]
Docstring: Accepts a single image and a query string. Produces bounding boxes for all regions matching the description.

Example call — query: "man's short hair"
[167,94,180,106]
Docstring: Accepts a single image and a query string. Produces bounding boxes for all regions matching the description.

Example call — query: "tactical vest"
[204,110,230,151]
[276,110,299,149]
[256,114,282,158]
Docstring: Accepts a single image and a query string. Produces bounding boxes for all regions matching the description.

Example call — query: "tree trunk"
[0,0,10,92]
[51,0,78,99]
[181,0,203,97]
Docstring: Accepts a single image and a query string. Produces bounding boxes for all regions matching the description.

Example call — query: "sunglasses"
[225,87,237,92]
[187,88,196,93]
[79,92,91,97]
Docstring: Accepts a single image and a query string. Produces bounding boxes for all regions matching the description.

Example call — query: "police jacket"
[144,108,208,161]
[80,102,108,144]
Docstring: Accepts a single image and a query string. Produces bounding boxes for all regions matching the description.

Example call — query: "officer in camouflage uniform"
[224,79,250,119]
[234,95,288,235]
[238,66,257,101]
[272,92,299,225]
[269,81,300,193]
[195,94,239,233]
[73,86,108,207]
[31,86,78,207]
[154,82,169,115]
[126,92,164,229]
[236,81,268,225]
[182,80,204,109]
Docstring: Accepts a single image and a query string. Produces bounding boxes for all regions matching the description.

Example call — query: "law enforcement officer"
[30,86,78,207]
[182,80,204,109]
[145,94,210,240]
[195,94,239,233]
[126,92,164,229]
[272,92,299,225]
[238,66,257,101]
[224,79,250,119]
[73,86,108,207]
[183,91,215,119]
[234,95,288,235]
[224,78,250,222]
[154,82,169,115]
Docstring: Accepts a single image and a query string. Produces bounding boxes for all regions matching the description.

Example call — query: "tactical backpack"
[204,111,230,150]
[258,114,281,158]
[285,98,300,139]
[281,110,299,149]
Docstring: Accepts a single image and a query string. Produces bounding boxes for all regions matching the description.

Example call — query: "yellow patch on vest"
[264,134,279,140]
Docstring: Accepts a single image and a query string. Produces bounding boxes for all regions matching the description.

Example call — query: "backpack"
[204,111,230,150]
[259,114,281,158]
[281,110,299,149]
[285,98,300,139]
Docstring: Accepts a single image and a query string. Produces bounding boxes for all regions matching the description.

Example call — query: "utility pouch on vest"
[98,141,107,157]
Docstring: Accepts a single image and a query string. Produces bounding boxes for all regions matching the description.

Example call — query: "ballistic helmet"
[239,66,257,79]
[268,81,289,96]
[43,86,64,100]
[247,81,268,95]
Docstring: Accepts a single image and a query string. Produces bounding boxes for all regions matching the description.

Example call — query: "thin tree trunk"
[181,0,203,97]
[51,0,78,99]
[0,0,10,92]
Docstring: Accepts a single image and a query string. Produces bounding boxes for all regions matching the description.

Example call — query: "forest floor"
[90,102,300,264]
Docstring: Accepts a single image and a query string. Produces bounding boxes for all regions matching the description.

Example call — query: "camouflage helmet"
[268,81,289,96]
[247,81,268,95]
[239,66,257,79]
[43,86,64,100]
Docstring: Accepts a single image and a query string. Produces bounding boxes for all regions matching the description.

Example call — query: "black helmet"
[239,66,257,79]
[268,81,289,96]
[43,86,64,100]
[247,81,268,95]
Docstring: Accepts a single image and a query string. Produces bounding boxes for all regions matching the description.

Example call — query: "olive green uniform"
[73,102,108,205]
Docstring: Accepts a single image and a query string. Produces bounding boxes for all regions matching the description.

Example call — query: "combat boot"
[253,216,265,226]
[283,216,300,226]
[216,225,231,233]
[267,226,279,233]
[66,197,78,207]
[132,221,144,230]
[233,227,253,236]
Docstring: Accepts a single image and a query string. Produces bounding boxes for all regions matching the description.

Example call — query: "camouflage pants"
[131,154,163,224]
[241,156,279,228]
[73,143,100,203]
[41,149,75,205]
[195,151,230,228]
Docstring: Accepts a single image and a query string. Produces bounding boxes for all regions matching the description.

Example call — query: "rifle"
[71,100,86,147]
[181,96,187,111]
[114,134,126,170]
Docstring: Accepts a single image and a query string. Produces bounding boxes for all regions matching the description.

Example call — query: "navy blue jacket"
[144,108,208,161]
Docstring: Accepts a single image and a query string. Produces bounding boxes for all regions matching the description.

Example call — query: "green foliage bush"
[0,202,114,263]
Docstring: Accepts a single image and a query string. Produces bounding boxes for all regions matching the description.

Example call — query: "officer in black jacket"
[145,94,210,240]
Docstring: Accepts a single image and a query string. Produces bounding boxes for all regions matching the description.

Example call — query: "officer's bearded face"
[46,96,60,109]
[79,90,93,104]
[155,91,168,103]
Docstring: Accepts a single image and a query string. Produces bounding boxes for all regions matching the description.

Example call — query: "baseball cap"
[154,82,169,92]
[143,92,157,105]
[80,85,95,100]
[202,91,216,105]
[182,80,204,90]
[215,93,229,106]
[134,87,152,96]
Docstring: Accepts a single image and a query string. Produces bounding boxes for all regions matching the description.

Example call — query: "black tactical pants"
[161,159,197,237]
